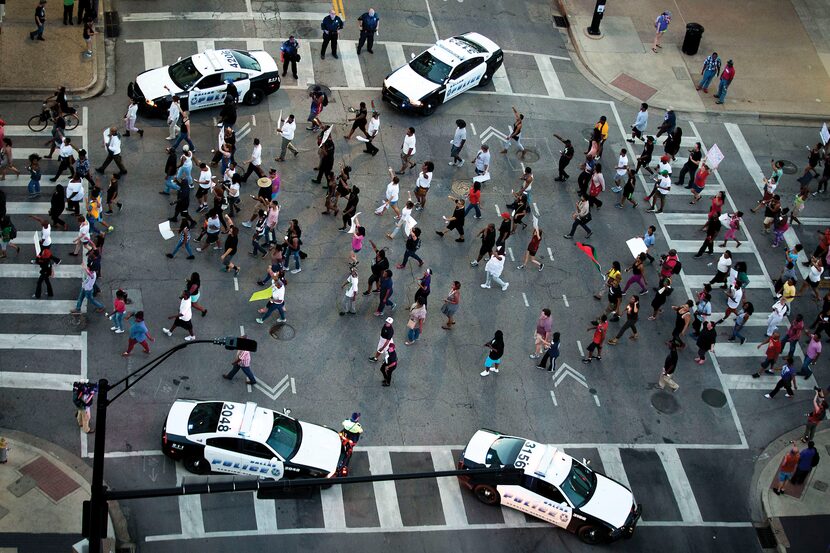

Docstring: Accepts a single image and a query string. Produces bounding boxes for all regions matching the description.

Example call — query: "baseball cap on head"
[385,317,394,324]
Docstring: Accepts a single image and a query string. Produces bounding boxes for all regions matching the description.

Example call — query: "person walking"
[753,332,783,378]
[627,103,649,143]
[413,161,433,211]
[728,301,754,344]
[223,341,257,385]
[320,9,344,59]
[275,114,299,161]
[280,35,300,79]
[529,308,553,358]
[798,333,822,378]
[435,198,466,242]
[677,142,703,187]
[379,342,398,386]
[464,181,482,219]
[779,314,805,359]
[396,227,423,268]
[29,0,46,41]
[123,98,143,138]
[696,52,721,92]
[122,311,154,356]
[472,144,491,176]
[715,60,735,104]
[344,101,369,141]
[481,330,505,377]
[96,126,127,176]
[374,269,395,316]
[693,321,717,365]
[404,299,426,345]
[470,223,496,267]
[256,277,287,324]
[162,290,196,341]
[563,194,592,239]
[622,253,648,294]
[501,106,525,159]
[608,296,640,345]
[440,281,461,330]
[803,390,828,442]
[766,297,788,337]
[551,134,574,181]
[397,127,417,174]
[719,212,743,248]
[340,265,359,316]
[649,276,673,320]
[71,264,105,313]
[517,227,544,271]
[535,332,561,372]
[449,119,467,166]
[670,300,693,346]
[582,315,608,363]
[658,339,681,392]
[369,317,395,362]
[107,289,127,333]
[652,11,671,52]
[357,7,380,54]
[32,248,55,299]
[166,96,181,140]
[312,127,335,184]
[766,357,798,399]
[480,248,509,291]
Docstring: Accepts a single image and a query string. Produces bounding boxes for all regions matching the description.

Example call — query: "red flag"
[575,242,603,274]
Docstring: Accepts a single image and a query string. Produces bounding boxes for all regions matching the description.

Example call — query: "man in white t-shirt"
[364,111,381,156]
[614,148,629,188]
[196,162,213,212]
[65,175,85,215]
[647,170,671,213]
[473,145,491,175]
[257,278,287,323]
[276,114,299,161]
[241,137,264,181]
[383,167,401,217]
[397,127,416,174]
[340,267,359,315]
[163,290,195,341]
[449,119,467,166]
[414,161,434,211]
[166,96,181,140]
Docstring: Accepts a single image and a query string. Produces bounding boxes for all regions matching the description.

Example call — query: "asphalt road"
[0,0,827,551]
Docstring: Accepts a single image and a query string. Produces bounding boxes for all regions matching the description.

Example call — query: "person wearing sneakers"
[369,318,394,362]
[122,311,154,356]
[696,52,721,93]
[608,296,640,345]
[765,357,797,399]
[582,315,608,363]
[647,170,671,213]
[529,309,553,359]
[107,289,127,334]
[693,320,717,364]
[517,227,544,271]
[162,290,195,341]
[397,127,416,174]
[223,340,257,385]
[773,446,800,495]
[481,248,508,291]
[449,120,467,167]
[257,277,287,324]
[753,331,782,378]
[481,330,504,377]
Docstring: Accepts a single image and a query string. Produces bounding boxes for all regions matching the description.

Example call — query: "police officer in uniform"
[356,8,379,54]
[320,9,344,59]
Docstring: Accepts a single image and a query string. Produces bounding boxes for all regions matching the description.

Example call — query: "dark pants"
[35,274,53,298]
[677,161,697,186]
[321,32,339,56]
[568,218,591,237]
[401,249,422,267]
[377,293,393,313]
[357,30,375,53]
[537,350,559,371]
[697,237,714,256]
[98,152,127,174]
[63,4,74,24]
[791,468,812,485]
[226,363,256,384]
[557,157,571,180]
[768,378,793,397]
[364,138,379,156]
[282,58,298,78]
[615,319,638,339]
[53,156,75,180]
[241,163,264,182]
[588,195,603,209]
[380,362,395,384]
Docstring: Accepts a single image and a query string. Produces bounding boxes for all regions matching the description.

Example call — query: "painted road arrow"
[550,363,600,407]
[479,125,508,145]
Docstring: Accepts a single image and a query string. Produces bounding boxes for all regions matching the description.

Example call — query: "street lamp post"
[84,336,257,553]
[586,0,607,36]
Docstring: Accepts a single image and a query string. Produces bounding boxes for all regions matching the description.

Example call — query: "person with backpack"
[791,442,820,485]
[307,86,327,131]
[659,249,681,280]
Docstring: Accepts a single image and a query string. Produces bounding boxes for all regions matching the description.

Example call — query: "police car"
[382,32,503,115]
[162,400,346,480]
[128,49,280,117]
[458,429,641,545]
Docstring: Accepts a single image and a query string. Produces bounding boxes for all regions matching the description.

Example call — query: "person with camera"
[803,388,828,442]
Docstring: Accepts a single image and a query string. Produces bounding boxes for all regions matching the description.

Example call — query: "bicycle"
[28,102,80,132]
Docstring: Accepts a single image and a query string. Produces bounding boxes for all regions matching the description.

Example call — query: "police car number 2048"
[162,399,347,480]
[458,429,642,545]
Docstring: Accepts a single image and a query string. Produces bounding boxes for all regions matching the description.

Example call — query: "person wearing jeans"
[464,181,482,218]
[223,346,256,385]
[405,300,426,345]
[257,279,286,323]
[563,195,592,239]
[72,264,105,313]
[397,228,423,268]
[798,333,822,378]
[715,59,735,104]
[696,52,721,92]
[167,221,194,259]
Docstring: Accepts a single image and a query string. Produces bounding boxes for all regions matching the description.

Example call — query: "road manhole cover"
[306,83,332,99]
[406,15,429,28]
[777,160,798,175]
[582,127,595,141]
[701,388,727,408]
[520,150,540,163]
[651,392,680,414]
[269,323,296,341]
[451,179,470,196]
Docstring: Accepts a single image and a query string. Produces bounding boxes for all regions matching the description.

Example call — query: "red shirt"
[721,65,735,82]
[113,298,126,314]
[780,452,799,473]
[765,338,782,360]
[694,168,709,188]
[468,189,481,205]
[592,322,608,344]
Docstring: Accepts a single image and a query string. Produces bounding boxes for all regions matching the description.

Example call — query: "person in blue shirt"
[765,357,797,399]
[123,311,155,356]
[280,36,299,79]
[642,225,657,263]
[320,10,344,59]
[357,8,380,54]
[790,442,819,485]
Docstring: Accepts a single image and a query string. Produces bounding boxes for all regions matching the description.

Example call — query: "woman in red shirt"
[518,227,543,271]
[689,163,710,204]
[463,181,482,219]
[701,191,725,231]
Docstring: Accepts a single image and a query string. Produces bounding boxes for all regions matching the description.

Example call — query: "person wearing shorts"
[481,330,504,377]
[163,291,196,341]
[369,318,394,362]
[582,315,608,363]
[774,446,800,495]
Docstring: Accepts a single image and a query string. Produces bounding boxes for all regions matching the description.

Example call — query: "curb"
[554,0,829,125]
[0,427,133,551]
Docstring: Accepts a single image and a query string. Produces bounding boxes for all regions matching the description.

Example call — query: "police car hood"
[290,421,341,473]
[578,473,634,529]
[386,64,440,101]
[135,67,182,101]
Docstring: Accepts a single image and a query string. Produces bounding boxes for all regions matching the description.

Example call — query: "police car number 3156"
[514,441,535,469]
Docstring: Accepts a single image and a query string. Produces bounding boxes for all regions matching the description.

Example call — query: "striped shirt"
[702,55,721,73]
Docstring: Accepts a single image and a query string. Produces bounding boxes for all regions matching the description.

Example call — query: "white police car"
[458,429,641,545]
[382,32,503,115]
[162,400,346,480]
[128,49,280,117]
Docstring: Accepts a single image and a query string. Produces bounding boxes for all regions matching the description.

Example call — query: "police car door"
[499,475,574,529]
[188,73,227,111]
[222,71,250,102]
[444,58,485,102]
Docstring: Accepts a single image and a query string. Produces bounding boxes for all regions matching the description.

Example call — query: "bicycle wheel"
[28,115,48,132]
[64,113,80,130]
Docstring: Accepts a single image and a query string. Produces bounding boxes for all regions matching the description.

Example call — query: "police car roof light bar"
[239,402,258,438]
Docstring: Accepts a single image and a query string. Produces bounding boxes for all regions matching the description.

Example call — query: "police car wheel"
[183,455,211,475]
[473,484,500,505]
[577,524,607,545]
[243,89,264,106]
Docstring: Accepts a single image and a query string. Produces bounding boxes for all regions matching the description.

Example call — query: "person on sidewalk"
[223,340,256,385]
[802,389,828,442]
[30,0,47,41]
[652,11,671,52]
[715,60,735,104]
[627,103,649,144]
[696,52,721,93]
[82,15,94,57]
[790,442,819,485]
[773,446,800,495]
[764,357,797,399]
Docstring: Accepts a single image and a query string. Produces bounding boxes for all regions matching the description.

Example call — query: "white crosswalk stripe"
[385,43,406,71]
[533,54,564,98]
[491,65,512,94]
[0,299,78,314]
[338,42,366,89]
[366,448,404,528]
[0,334,84,350]
[143,41,163,72]
[296,40,315,87]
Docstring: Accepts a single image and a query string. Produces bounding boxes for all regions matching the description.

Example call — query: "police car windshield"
[187,402,221,434]
[266,414,301,459]
[485,437,524,466]
[168,58,203,90]
[410,51,452,84]
[560,462,596,508]
[231,51,261,71]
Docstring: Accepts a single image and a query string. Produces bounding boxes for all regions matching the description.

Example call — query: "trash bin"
[681,23,704,56]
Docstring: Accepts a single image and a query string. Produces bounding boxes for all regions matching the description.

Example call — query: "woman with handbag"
[563,194,592,239]
[405,300,426,345]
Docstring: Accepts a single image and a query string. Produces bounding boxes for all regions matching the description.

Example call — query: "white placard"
[347,212,362,234]
[356,135,370,143]
[532,215,539,230]
[319,125,333,147]
[473,172,491,184]
[34,231,41,256]
[705,143,725,169]
[821,122,829,145]
[404,216,418,235]
[626,237,647,258]
[158,220,175,240]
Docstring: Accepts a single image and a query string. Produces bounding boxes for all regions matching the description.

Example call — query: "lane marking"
[253,493,278,532]
[683,274,769,290]
[0,299,77,314]
[0,264,82,279]
[176,465,206,538]
[2,125,84,137]
[593,395,601,407]
[385,42,406,71]
[576,340,584,357]
[366,449,404,528]
[338,42,366,89]
[597,446,631,490]
[547,247,554,261]
[470,122,476,136]
[297,40,315,86]
[657,449,703,524]
[0,372,77,390]
[422,0,440,42]
[430,448,468,526]
[196,39,215,53]
[290,377,296,394]
[0,334,84,350]
[320,486,347,529]
[122,11,329,21]
[246,39,264,51]
[491,65,512,94]
[562,294,569,307]
[143,40,162,71]
[507,247,514,261]
[550,390,558,406]
[521,292,529,307]
[533,54,565,98]
[494,203,500,215]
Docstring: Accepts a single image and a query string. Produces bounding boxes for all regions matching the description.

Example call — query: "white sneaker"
[242,222,252,228]
[470,260,479,266]
[491,368,499,373]
[163,328,172,336]
[764,393,772,399]
[184,335,196,342]
[480,283,491,289]
[456,160,464,167]
[256,318,264,324]
[480,370,490,377]
[110,326,118,331]
[277,318,287,323]
[448,161,456,166]
[114,329,124,334]
[517,265,525,270]
[291,268,302,274]
[502,282,510,291]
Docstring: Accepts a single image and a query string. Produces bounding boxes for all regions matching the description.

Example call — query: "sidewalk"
[0,428,128,552]
[753,426,830,552]
[0,0,106,99]
[557,0,830,119]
